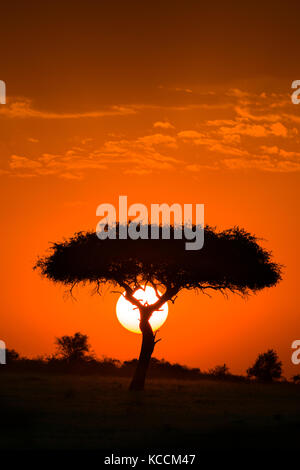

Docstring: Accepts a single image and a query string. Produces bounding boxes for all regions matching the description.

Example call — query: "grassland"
[0,371,300,451]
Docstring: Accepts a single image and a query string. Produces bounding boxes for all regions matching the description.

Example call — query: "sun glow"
[116,286,168,334]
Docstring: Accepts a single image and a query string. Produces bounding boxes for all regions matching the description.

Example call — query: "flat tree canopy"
[34,224,281,296]
[35,223,282,391]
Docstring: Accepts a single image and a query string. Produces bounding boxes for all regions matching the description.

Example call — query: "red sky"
[0,1,300,377]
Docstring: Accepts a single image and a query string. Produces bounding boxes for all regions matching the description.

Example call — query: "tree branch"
[119,281,144,309]
[151,285,179,311]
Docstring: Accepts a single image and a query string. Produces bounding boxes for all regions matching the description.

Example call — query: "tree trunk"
[129,307,155,391]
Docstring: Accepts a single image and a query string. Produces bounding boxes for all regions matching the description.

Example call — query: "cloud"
[2,86,300,178]
[186,163,218,171]
[59,172,83,180]
[219,122,289,138]
[270,122,288,137]
[234,106,281,123]
[6,132,181,179]
[9,155,42,170]
[8,151,106,178]
[137,133,177,148]
[260,145,279,155]
[100,137,180,168]
[219,123,269,137]
[0,95,233,122]
[226,88,251,98]
[124,168,152,175]
[283,113,300,123]
[278,149,300,159]
[158,85,192,93]
[132,102,231,112]
[0,98,137,119]
[11,173,38,178]
[222,156,300,172]
[206,119,237,126]
[208,143,249,157]
[260,146,300,160]
[177,130,204,139]
[222,134,241,144]
[178,130,248,156]
[153,121,175,129]
[174,87,193,93]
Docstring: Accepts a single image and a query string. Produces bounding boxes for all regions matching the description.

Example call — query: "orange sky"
[0,1,300,377]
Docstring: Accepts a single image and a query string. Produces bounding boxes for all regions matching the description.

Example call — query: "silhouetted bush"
[208,364,230,378]
[247,349,282,382]
[292,374,300,384]
[3,350,246,381]
[2,336,290,385]
[120,358,202,380]
[5,349,20,363]
[55,332,92,362]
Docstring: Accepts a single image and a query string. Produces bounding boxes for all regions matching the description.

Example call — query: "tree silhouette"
[208,364,230,378]
[292,374,300,384]
[35,224,281,390]
[5,348,20,363]
[247,349,282,382]
[55,332,91,363]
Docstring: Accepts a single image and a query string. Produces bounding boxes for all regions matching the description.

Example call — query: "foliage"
[55,332,91,362]
[247,349,282,382]
[5,348,20,363]
[292,374,300,384]
[34,224,282,297]
[208,364,230,378]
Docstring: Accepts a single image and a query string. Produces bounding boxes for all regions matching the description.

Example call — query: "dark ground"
[0,371,300,451]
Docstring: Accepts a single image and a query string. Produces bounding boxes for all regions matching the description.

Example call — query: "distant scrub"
[2,334,292,383]
[4,350,246,382]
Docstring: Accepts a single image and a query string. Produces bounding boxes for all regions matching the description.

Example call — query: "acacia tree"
[55,332,91,363]
[34,224,281,390]
[247,349,282,382]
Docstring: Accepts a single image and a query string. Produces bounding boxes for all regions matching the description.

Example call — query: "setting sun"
[116,286,168,334]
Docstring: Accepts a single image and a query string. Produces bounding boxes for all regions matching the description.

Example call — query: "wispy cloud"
[153,121,175,129]
[6,132,181,178]
[2,86,300,177]
[158,85,193,94]
[222,157,300,172]
[0,98,137,119]
[10,155,42,170]
[137,133,177,148]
